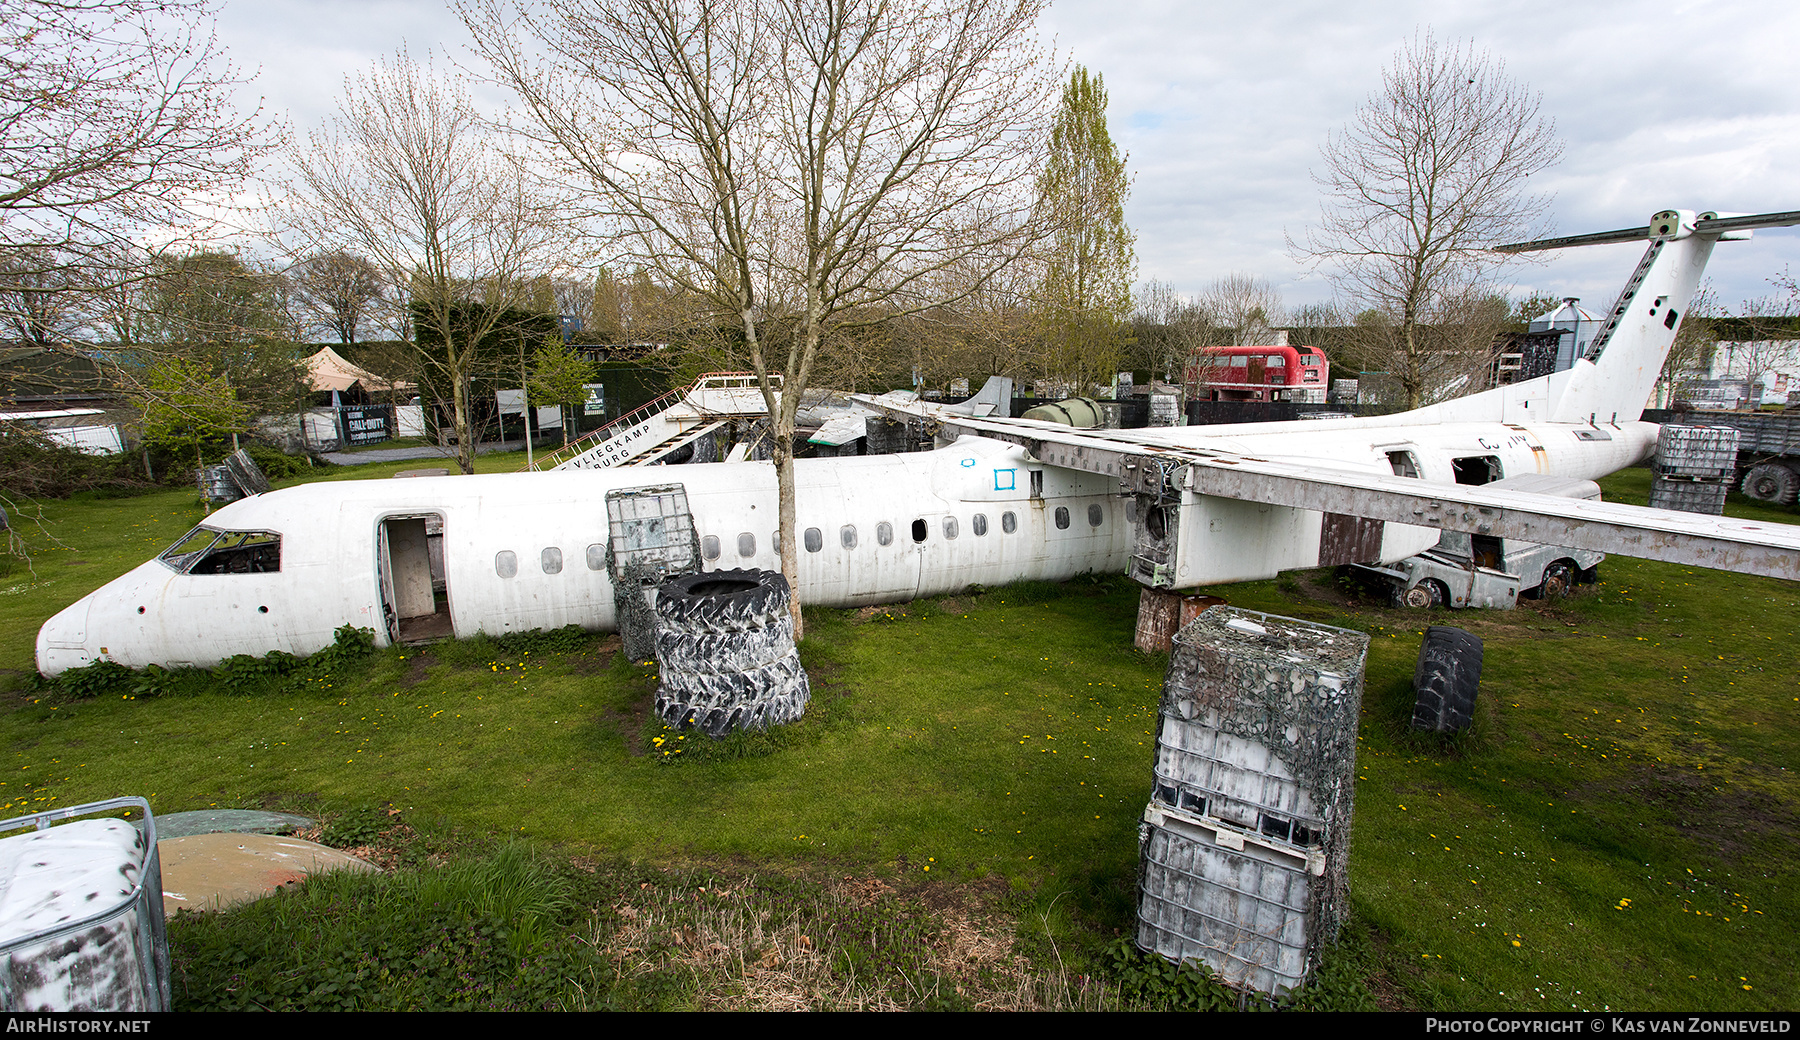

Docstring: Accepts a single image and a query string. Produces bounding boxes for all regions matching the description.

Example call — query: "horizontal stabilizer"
[1496,208,1800,253]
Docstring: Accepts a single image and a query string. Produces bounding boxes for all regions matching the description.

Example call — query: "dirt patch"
[401,651,436,687]
[1582,765,1800,863]
[572,634,622,676]
[595,866,1045,1011]
[601,685,659,757]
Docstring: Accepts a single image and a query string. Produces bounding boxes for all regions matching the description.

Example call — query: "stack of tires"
[653,569,810,737]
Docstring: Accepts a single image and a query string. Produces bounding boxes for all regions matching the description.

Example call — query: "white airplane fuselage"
[35,416,1655,675]
[47,207,1777,676]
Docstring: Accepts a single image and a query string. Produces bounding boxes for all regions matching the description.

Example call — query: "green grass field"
[1,455,1795,1010]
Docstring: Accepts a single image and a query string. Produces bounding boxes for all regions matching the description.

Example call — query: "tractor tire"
[655,568,790,632]
[655,656,811,737]
[1411,625,1482,734]
[654,615,796,675]
[1741,463,1799,506]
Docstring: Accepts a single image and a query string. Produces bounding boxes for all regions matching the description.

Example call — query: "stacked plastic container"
[1650,425,1739,515]
[1136,607,1369,996]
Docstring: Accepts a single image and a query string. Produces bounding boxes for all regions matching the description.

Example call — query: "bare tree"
[468,0,1058,635]
[1723,282,1800,406]
[1290,31,1562,409]
[0,0,269,293]
[0,247,85,346]
[1131,279,1217,383]
[294,251,385,348]
[280,52,564,474]
[1198,272,1283,345]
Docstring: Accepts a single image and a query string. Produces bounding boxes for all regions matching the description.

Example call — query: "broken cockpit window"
[158,527,281,574]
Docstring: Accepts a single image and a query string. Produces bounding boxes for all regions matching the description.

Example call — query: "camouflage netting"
[612,555,663,664]
[1139,606,1370,994]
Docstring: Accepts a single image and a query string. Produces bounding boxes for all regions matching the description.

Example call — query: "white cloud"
[219,0,1800,315]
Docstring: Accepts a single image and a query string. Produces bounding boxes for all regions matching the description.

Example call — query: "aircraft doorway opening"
[379,514,452,644]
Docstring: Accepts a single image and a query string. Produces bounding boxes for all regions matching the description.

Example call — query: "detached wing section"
[900,411,1800,586]
[1184,453,1800,581]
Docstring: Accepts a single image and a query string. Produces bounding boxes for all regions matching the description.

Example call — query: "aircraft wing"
[894,409,1800,582]
[1179,452,1800,581]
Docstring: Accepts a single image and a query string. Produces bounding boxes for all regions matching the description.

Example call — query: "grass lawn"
[1,459,1795,1010]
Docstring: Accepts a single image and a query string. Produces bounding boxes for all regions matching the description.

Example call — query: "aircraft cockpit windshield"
[158,526,282,574]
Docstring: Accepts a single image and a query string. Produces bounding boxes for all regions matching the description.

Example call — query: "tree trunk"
[451,343,476,476]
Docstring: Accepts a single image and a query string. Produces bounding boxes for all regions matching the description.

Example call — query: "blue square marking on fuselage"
[994,468,1016,491]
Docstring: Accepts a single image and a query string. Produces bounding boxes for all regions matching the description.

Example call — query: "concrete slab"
[154,809,314,839]
[159,833,376,917]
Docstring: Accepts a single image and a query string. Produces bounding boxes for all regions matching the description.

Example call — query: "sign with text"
[339,406,393,446]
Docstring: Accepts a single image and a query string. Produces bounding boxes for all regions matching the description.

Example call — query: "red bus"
[1182,344,1329,403]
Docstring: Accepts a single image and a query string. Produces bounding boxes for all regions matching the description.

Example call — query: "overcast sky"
[217,0,1800,321]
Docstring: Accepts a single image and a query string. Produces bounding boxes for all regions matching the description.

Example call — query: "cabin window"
[911,519,927,542]
[943,516,959,540]
[772,531,781,554]
[737,532,756,558]
[1088,503,1104,527]
[1452,455,1503,485]
[804,527,823,553]
[702,535,721,561]
[541,547,563,574]
[495,551,518,578]
[586,544,606,571]
[167,529,283,575]
[876,522,894,546]
[1054,507,1070,530]
[1001,511,1017,534]
[1387,451,1421,478]
[972,513,988,536]
[841,525,857,549]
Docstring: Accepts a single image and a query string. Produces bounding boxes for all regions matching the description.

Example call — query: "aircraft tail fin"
[944,375,1014,417]
[1416,209,1795,427]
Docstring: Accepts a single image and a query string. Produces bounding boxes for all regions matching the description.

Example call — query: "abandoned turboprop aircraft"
[35,208,1800,676]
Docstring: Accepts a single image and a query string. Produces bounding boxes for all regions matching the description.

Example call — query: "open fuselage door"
[379,514,452,644]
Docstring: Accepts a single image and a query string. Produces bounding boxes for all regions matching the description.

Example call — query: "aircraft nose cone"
[35,594,96,676]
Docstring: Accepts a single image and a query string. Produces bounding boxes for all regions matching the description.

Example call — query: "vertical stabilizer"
[945,375,1014,417]
[1547,211,1716,423]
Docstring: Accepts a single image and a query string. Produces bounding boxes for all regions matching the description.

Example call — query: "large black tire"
[1412,625,1482,733]
[655,568,790,632]
[1741,463,1800,506]
[654,615,796,674]
[655,656,811,737]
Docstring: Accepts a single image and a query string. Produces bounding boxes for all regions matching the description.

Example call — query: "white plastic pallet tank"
[1137,607,1369,995]
[0,799,169,1011]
